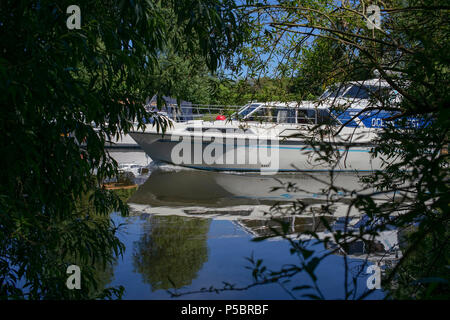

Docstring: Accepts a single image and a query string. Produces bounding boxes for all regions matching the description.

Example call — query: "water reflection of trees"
[132,215,210,291]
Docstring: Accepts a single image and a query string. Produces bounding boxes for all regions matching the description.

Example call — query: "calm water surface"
[107,150,392,299]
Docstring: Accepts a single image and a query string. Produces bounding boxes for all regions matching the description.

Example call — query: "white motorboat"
[129,120,383,173]
[129,79,421,173]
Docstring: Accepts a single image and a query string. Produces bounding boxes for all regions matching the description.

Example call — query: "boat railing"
[161,103,318,124]
[189,104,243,122]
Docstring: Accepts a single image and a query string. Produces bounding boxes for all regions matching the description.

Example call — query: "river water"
[107,149,396,299]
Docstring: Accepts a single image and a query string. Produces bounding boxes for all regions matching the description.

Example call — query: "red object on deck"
[215,115,226,120]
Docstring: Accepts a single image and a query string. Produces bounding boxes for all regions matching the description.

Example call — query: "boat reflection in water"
[129,164,400,218]
[114,165,402,298]
[128,166,401,268]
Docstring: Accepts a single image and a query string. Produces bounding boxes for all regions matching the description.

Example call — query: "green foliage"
[239,0,449,300]
[288,37,371,99]
[387,225,450,299]
[210,77,303,105]
[116,172,136,186]
[0,0,245,299]
[112,185,138,203]
[150,54,216,105]
[175,0,450,299]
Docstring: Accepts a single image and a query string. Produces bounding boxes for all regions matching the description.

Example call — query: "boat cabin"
[234,79,423,129]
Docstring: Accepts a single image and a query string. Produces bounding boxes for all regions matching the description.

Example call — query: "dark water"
[105,156,395,299]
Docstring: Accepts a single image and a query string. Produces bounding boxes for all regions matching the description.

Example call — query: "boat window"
[244,106,295,123]
[245,105,272,121]
[297,109,315,124]
[276,108,297,123]
[343,85,369,99]
[295,109,339,125]
[317,109,339,125]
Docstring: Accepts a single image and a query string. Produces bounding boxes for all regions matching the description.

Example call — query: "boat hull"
[129,131,384,172]
[105,134,140,149]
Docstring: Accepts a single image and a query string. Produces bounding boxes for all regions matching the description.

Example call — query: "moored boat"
[130,120,382,173]
[129,78,422,173]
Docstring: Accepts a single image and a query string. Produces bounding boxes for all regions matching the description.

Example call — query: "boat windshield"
[320,85,351,99]
[344,84,392,100]
[343,85,369,99]
[238,104,261,118]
